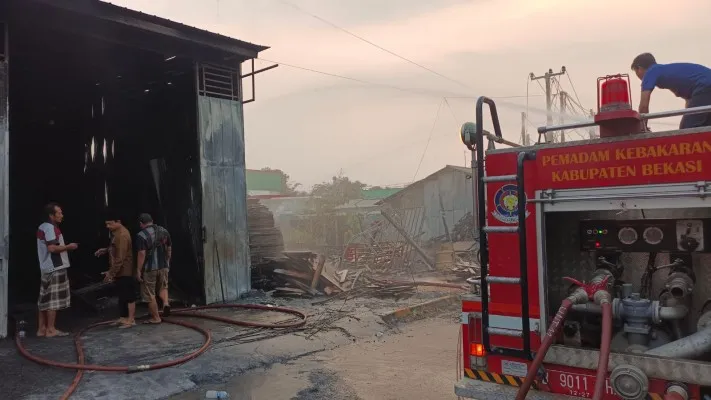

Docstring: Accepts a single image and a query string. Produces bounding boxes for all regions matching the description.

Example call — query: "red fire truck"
[455,74,711,400]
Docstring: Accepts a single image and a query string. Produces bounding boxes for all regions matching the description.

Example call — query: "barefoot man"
[36,203,78,337]
[95,212,136,328]
[136,213,172,324]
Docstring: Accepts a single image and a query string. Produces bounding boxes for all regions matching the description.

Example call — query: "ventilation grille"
[197,64,240,101]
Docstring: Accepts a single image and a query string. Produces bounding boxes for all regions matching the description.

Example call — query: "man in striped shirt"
[136,213,172,324]
[36,203,78,337]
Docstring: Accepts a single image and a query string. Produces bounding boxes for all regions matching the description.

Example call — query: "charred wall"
[6,19,204,306]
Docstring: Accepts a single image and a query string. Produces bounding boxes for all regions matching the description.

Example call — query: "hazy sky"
[114,0,711,189]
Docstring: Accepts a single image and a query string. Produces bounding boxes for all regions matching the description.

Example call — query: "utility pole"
[520,112,528,146]
[559,91,567,142]
[530,66,566,143]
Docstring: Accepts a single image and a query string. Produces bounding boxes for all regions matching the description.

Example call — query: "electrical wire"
[254,57,560,185]
[257,57,473,99]
[444,97,460,126]
[274,0,475,92]
[257,56,544,105]
[565,71,585,110]
[412,99,444,181]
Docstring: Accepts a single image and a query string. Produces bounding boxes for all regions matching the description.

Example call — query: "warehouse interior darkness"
[6,7,205,311]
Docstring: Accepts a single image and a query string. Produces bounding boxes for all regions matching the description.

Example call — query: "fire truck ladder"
[474,97,535,360]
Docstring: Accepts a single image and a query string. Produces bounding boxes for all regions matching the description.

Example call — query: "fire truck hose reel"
[609,364,649,400]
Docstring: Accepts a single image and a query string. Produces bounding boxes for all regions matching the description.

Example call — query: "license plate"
[546,370,619,399]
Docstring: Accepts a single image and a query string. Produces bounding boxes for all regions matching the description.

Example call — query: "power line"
[565,71,585,110]
[413,99,444,181]
[257,57,540,102]
[274,0,475,91]
[443,97,459,125]
[257,57,471,98]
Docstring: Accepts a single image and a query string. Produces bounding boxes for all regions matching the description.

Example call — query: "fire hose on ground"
[515,272,613,400]
[15,303,308,400]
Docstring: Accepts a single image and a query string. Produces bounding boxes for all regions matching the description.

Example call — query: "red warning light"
[595,242,602,248]
[600,77,630,109]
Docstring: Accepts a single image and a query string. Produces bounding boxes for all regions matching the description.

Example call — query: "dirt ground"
[1,288,464,400]
[170,314,461,400]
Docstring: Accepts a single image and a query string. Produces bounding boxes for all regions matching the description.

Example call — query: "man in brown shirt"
[95,212,136,328]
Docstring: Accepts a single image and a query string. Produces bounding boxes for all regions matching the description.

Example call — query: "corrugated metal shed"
[378,165,474,241]
[1,0,269,317]
[16,0,268,64]
[198,93,251,304]
[333,199,382,214]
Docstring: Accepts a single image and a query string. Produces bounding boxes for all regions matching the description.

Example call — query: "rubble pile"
[247,199,284,264]
[451,252,480,279]
[345,242,407,271]
[451,212,476,241]
[251,251,345,298]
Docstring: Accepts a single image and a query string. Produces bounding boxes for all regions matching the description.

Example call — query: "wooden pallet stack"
[247,198,285,265]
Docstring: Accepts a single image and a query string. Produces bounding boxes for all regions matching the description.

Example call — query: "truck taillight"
[471,343,485,357]
[468,313,486,368]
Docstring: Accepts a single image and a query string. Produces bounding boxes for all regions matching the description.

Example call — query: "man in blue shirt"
[631,53,711,129]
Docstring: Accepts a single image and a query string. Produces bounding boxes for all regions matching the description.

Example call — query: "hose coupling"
[665,382,689,400]
[665,271,694,300]
[564,271,613,304]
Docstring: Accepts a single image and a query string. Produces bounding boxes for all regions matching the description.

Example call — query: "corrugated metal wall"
[0,60,8,338]
[422,169,474,241]
[386,168,474,242]
[197,63,250,304]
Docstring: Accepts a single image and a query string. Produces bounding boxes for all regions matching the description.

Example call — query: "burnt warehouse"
[0,0,271,337]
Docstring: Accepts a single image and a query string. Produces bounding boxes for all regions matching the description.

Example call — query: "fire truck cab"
[456,74,711,400]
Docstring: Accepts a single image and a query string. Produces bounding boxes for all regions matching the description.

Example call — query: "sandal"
[142,319,162,325]
[46,330,69,337]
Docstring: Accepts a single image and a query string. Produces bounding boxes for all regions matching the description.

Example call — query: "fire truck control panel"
[579,219,711,253]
